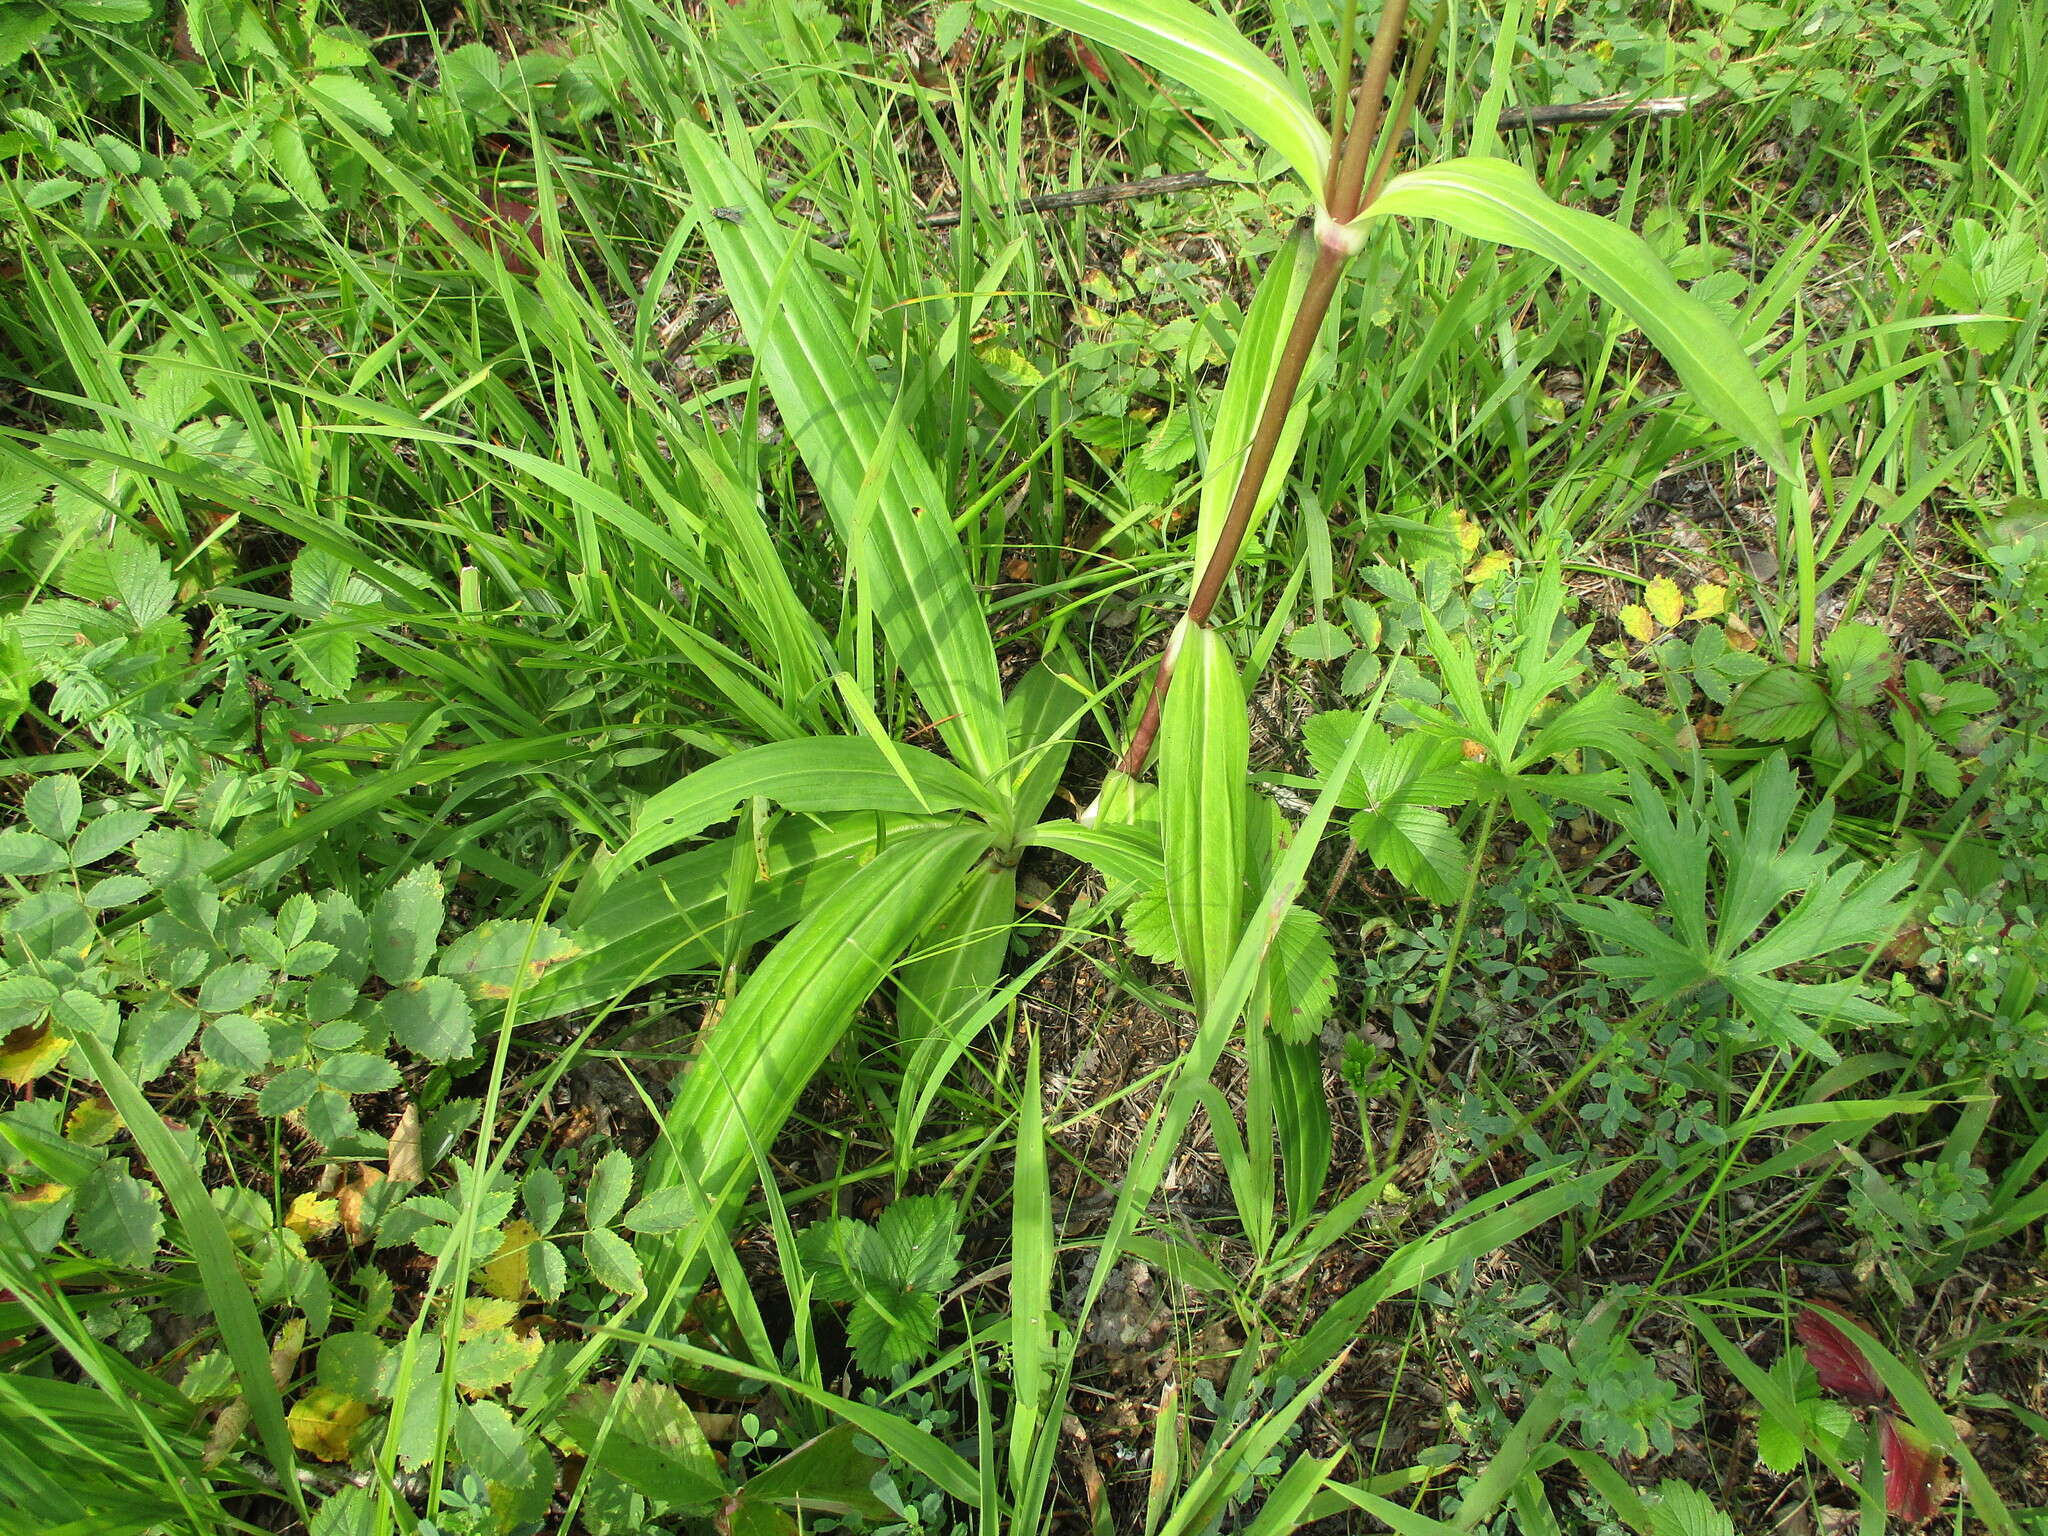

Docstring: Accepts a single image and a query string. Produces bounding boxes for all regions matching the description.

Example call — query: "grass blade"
[670,121,1009,781]
[986,0,1329,197]
[1361,157,1790,473]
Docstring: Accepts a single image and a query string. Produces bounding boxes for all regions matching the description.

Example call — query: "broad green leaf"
[1725,667,1829,741]
[641,826,991,1260]
[303,74,394,136]
[742,1424,898,1520]
[1195,229,1325,579]
[73,1156,163,1267]
[586,1148,634,1228]
[1003,662,1091,834]
[23,774,80,841]
[368,865,443,986]
[606,738,1001,876]
[1160,624,1249,1010]
[529,814,947,1025]
[381,977,476,1063]
[987,0,1329,196]
[1359,159,1790,473]
[672,123,1008,781]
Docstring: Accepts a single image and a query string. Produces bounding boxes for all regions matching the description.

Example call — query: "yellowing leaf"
[287,1387,368,1462]
[285,1192,339,1240]
[10,1181,70,1207]
[0,1025,70,1087]
[65,1096,120,1146]
[1465,549,1513,584]
[481,1219,540,1300]
[1644,576,1686,630]
[1451,508,1483,559]
[461,1297,521,1341]
[1689,582,1728,620]
[1618,605,1658,644]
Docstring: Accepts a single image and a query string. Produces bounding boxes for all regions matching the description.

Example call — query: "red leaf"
[1794,1305,1890,1406]
[1882,1415,1943,1524]
[1069,37,1111,84]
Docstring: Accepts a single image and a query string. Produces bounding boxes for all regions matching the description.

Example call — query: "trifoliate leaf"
[844,1285,941,1377]
[875,1195,962,1294]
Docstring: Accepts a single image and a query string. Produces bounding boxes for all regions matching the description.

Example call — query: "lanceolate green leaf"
[605,739,1003,875]
[529,814,949,1024]
[893,860,1020,1157]
[641,826,992,1244]
[671,122,1008,781]
[987,0,1329,196]
[1195,227,1325,579]
[1359,158,1790,474]
[1160,624,1249,1010]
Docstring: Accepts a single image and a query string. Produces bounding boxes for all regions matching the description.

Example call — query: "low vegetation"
[1,0,2045,1531]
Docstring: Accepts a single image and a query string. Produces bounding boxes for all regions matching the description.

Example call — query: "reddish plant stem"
[1114,0,1417,779]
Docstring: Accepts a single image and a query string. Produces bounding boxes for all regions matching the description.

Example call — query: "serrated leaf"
[0,831,67,876]
[583,1227,644,1295]
[1644,577,1687,630]
[70,809,153,867]
[74,1157,164,1266]
[585,1147,633,1228]
[304,73,394,135]
[369,865,443,985]
[1689,583,1728,620]
[845,1285,940,1377]
[522,1165,564,1233]
[1619,604,1658,643]
[0,1024,71,1086]
[199,960,270,1013]
[1285,620,1353,662]
[876,1195,962,1293]
[1356,803,1466,905]
[203,1012,271,1073]
[621,1185,694,1235]
[24,775,81,841]
[528,1239,567,1300]
[455,1320,541,1394]
[1266,905,1336,1043]
[481,1218,539,1299]
[436,920,581,1001]
[1725,667,1828,741]
[318,1053,401,1095]
[382,976,474,1063]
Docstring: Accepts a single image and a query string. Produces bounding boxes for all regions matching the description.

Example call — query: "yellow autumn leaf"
[1618,605,1658,644]
[287,1387,368,1462]
[1644,576,1686,630]
[284,1192,339,1240]
[1689,583,1728,620]
[481,1219,540,1300]
[0,1025,70,1088]
[1465,549,1514,584]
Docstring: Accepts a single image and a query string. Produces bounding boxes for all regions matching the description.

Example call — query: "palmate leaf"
[1358,159,1790,474]
[985,0,1329,196]
[671,122,1008,782]
[1566,757,1913,1059]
